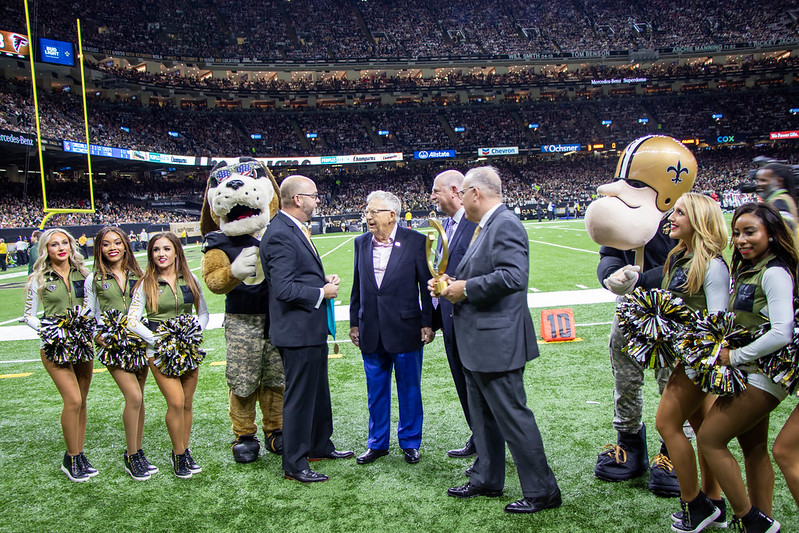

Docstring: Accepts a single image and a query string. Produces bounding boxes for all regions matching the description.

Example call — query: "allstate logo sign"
[414,150,455,160]
[477,147,519,156]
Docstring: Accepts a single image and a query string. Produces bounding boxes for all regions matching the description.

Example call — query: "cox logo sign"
[716,136,735,143]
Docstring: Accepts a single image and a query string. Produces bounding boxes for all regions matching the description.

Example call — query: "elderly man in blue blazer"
[433,166,561,514]
[349,190,434,465]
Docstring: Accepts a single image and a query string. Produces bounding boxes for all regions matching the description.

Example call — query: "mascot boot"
[200,157,286,464]
[595,423,648,481]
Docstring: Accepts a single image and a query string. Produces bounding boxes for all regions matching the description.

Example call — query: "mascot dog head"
[200,157,281,237]
[585,135,697,250]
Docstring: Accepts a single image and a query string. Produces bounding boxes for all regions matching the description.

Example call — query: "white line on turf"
[529,240,598,255]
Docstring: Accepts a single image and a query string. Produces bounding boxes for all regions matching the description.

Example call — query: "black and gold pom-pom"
[756,322,799,396]
[617,288,692,368]
[152,315,206,377]
[97,309,148,372]
[40,306,96,365]
[680,310,754,396]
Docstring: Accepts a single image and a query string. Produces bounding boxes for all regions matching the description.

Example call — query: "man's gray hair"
[366,190,402,215]
[464,166,502,198]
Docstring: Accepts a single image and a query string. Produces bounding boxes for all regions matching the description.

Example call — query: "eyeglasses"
[363,209,393,217]
[295,192,320,200]
[457,186,475,197]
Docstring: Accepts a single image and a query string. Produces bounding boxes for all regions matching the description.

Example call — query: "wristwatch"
[462,283,468,300]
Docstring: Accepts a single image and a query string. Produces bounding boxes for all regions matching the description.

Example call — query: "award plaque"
[425,218,450,295]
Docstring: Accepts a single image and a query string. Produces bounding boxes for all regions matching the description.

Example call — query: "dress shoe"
[356,449,389,465]
[283,469,329,483]
[402,448,420,464]
[504,489,562,514]
[464,464,475,477]
[308,450,355,462]
[447,482,503,498]
[447,437,476,458]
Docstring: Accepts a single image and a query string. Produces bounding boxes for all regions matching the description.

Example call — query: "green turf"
[0,220,796,533]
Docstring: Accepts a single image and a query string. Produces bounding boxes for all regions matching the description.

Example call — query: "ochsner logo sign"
[541,143,581,153]
[477,146,519,156]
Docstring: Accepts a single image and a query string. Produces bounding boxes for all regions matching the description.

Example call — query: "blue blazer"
[350,225,433,354]
[260,212,328,348]
[438,215,477,340]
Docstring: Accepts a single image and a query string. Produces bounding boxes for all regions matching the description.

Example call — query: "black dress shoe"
[356,449,389,465]
[283,469,329,483]
[447,437,476,458]
[308,450,355,462]
[447,482,503,498]
[504,489,562,514]
[464,464,475,477]
[402,448,420,464]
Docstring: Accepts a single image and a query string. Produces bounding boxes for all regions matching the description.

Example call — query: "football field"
[0,219,796,532]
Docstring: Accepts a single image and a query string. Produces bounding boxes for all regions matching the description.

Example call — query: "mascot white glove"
[230,246,259,280]
[603,265,640,295]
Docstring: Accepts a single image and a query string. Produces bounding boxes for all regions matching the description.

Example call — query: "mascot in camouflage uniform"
[584,135,696,496]
[200,157,285,463]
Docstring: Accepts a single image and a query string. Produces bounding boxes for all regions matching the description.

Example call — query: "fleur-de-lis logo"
[667,161,690,184]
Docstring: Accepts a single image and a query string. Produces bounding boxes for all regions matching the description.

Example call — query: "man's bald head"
[280,175,315,204]
[431,169,465,217]
[462,166,503,222]
[280,174,319,222]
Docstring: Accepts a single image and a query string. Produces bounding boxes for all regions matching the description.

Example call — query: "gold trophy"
[425,218,450,295]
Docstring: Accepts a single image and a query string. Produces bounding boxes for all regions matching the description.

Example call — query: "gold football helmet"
[614,135,697,211]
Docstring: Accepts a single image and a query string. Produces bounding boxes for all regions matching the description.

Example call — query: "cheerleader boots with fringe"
[61,452,89,482]
[171,451,192,479]
[672,496,727,528]
[672,491,721,533]
[731,506,780,533]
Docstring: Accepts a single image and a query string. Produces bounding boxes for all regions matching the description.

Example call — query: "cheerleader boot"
[138,449,159,474]
[77,452,98,477]
[732,506,780,533]
[171,451,192,479]
[672,491,721,533]
[61,452,89,482]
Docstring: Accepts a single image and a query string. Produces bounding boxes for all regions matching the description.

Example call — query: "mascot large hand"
[585,135,697,278]
[200,157,286,463]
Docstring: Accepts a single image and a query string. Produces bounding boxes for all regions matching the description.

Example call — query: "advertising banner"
[0,30,29,56]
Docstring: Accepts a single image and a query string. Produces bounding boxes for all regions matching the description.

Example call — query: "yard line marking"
[319,236,356,258]
[529,287,540,292]
[576,284,588,289]
[579,321,614,327]
[1,372,33,378]
[0,359,39,364]
[529,240,598,255]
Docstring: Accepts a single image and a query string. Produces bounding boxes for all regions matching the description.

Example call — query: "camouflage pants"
[224,313,285,437]
[609,301,671,434]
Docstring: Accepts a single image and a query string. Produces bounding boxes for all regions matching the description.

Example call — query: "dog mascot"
[584,135,696,496]
[201,157,285,463]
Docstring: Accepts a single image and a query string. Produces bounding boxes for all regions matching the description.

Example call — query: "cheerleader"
[23,229,95,482]
[653,193,730,532]
[127,232,208,478]
[772,404,799,507]
[698,203,797,533]
[84,227,155,480]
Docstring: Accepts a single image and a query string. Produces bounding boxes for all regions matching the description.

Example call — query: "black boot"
[649,442,680,497]
[61,452,89,482]
[733,506,781,533]
[264,429,283,455]
[673,497,727,528]
[232,434,261,463]
[672,491,721,532]
[595,423,648,481]
[171,451,192,479]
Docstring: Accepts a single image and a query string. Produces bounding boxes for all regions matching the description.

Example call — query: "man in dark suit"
[429,170,478,459]
[349,191,434,465]
[260,175,353,484]
[434,166,561,514]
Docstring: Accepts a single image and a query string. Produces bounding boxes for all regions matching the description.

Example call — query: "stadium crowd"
[9,0,797,61]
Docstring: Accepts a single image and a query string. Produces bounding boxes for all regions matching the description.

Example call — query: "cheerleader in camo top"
[698,203,797,532]
[653,193,730,532]
[83,227,156,481]
[23,229,95,483]
[127,232,208,479]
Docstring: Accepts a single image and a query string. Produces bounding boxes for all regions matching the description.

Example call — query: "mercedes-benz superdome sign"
[414,149,456,159]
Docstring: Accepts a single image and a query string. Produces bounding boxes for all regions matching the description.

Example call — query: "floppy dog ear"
[264,166,281,219]
[200,178,219,235]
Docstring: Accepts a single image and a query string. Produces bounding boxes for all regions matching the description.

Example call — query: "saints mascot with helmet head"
[200,157,285,463]
[584,135,697,497]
